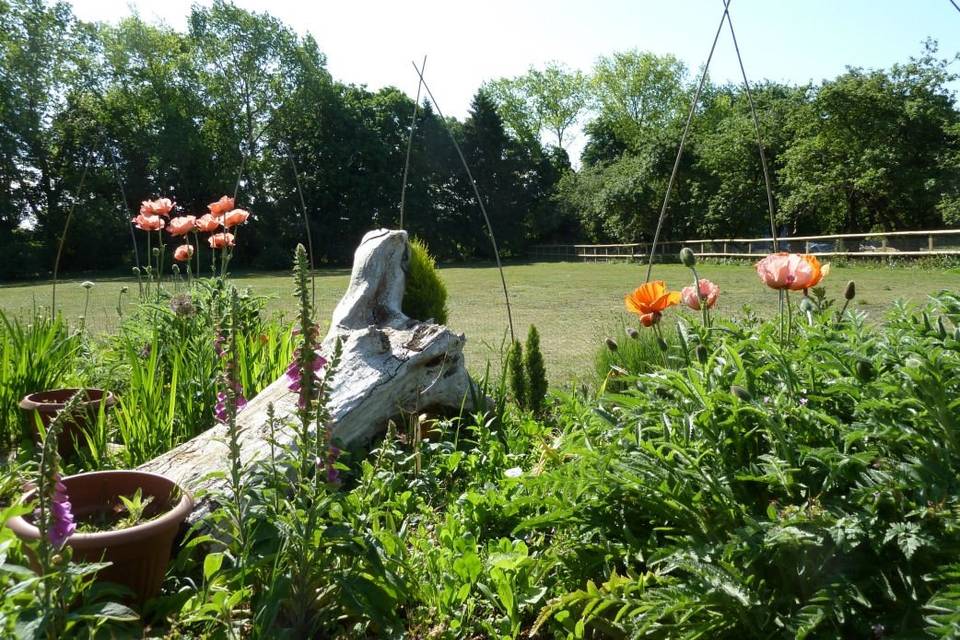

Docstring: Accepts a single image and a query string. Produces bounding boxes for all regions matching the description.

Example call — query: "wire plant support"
[410,60,516,344]
[399,56,427,230]
[645,0,779,282]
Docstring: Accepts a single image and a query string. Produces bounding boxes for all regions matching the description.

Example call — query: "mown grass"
[2,261,959,383]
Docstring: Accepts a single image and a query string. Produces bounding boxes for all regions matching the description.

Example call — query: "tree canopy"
[1,1,958,279]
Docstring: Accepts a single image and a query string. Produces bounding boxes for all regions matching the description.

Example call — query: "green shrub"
[507,340,527,410]
[402,237,449,324]
[524,325,548,414]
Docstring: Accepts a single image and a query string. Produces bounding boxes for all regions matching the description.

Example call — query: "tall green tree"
[780,42,960,233]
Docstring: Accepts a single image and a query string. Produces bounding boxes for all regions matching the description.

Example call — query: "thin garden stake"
[723,1,779,251]
[52,155,92,313]
[411,60,516,343]
[644,0,730,282]
[108,146,141,272]
[286,144,317,306]
[399,55,427,230]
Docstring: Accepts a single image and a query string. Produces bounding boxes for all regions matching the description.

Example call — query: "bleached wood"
[139,229,473,519]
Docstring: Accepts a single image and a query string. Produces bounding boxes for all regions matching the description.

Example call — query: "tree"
[780,42,960,233]
[591,50,688,152]
[485,61,589,151]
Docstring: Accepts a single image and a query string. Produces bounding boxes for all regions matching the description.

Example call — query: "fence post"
[723,241,728,255]
[928,234,934,252]
[805,240,810,254]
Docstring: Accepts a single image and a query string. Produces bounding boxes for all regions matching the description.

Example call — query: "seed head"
[679,247,697,268]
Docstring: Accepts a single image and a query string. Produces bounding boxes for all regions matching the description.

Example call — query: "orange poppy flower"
[625,280,681,326]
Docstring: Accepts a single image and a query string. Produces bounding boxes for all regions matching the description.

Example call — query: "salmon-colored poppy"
[208,232,235,249]
[625,280,681,327]
[208,196,235,216]
[167,215,196,236]
[756,253,830,291]
[196,213,221,233]
[132,213,165,231]
[222,208,249,228]
[173,244,194,262]
[140,198,174,217]
[681,279,720,310]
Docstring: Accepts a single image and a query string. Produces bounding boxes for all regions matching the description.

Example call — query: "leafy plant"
[402,237,449,324]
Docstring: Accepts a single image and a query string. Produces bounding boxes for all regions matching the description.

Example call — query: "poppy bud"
[844,280,856,301]
[605,337,618,352]
[730,385,752,402]
[626,327,639,340]
[855,359,874,381]
[695,344,708,364]
[799,297,816,314]
[132,266,140,275]
[171,263,180,275]
[152,247,160,257]
[679,247,697,268]
[657,338,668,352]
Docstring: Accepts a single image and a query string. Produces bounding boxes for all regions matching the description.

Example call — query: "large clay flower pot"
[6,470,193,603]
[19,388,116,457]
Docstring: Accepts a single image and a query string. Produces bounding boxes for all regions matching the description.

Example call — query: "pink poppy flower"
[681,279,720,310]
[208,195,235,216]
[208,233,235,249]
[222,209,250,228]
[173,244,194,262]
[756,253,829,291]
[140,198,174,217]
[167,215,196,237]
[132,213,165,231]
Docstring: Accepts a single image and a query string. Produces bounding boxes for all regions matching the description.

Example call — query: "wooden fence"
[531,229,960,262]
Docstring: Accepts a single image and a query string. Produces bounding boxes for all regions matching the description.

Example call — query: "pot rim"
[5,470,193,549]
[19,388,117,412]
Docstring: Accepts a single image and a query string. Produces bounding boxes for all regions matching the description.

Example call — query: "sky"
[66,0,960,159]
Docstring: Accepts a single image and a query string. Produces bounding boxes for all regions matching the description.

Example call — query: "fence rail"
[531,229,960,262]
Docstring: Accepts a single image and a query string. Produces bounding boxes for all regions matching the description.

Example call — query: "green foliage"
[402,237,449,324]
[594,319,672,385]
[506,340,527,410]
[0,309,80,447]
[524,325,548,415]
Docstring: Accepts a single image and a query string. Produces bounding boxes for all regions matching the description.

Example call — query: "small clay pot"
[6,470,193,604]
[19,389,116,457]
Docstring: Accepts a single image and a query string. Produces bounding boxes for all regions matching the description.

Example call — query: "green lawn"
[2,261,959,384]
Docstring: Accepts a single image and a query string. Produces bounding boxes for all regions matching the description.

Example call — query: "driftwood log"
[139,229,473,519]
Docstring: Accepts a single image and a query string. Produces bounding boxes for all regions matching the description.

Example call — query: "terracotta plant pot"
[6,470,193,603]
[19,388,116,457]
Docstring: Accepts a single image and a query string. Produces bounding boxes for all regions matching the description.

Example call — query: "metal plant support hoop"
[645,0,779,282]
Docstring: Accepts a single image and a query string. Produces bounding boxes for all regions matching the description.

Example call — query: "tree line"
[2,0,958,279]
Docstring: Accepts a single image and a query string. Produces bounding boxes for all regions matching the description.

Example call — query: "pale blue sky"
[68,0,960,155]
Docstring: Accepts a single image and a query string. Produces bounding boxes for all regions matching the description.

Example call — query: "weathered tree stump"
[139,229,473,519]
